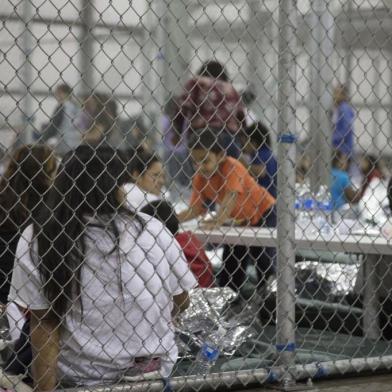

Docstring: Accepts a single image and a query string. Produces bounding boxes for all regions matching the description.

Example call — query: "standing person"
[178,130,276,292]
[75,94,102,133]
[162,97,193,191]
[176,60,245,158]
[9,146,196,389]
[141,200,214,288]
[42,84,80,155]
[241,122,277,198]
[332,84,355,160]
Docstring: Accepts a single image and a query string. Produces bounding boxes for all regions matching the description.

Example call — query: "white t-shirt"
[9,213,197,386]
[123,183,160,211]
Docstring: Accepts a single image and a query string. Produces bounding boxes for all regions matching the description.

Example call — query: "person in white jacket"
[123,149,166,211]
[9,146,196,389]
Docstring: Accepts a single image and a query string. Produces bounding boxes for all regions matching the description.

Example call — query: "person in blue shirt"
[331,151,364,210]
[332,85,355,159]
[241,122,277,197]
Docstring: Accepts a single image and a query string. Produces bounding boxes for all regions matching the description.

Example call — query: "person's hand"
[199,220,221,230]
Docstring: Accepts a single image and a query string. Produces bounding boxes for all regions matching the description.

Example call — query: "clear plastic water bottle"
[192,327,225,376]
[314,185,333,236]
[297,189,316,233]
[295,181,313,232]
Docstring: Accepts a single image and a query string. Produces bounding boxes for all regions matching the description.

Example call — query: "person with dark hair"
[0,145,56,379]
[82,93,123,149]
[332,84,355,159]
[41,84,80,155]
[175,60,245,158]
[241,122,277,198]
[122,150,166,210]
[196,60,229,82]
[178,129,276,292]
[0,145,56,304]
[141,200,214,288]
[9,146,196,389]
[76,93,103,133]
[359,154,384,195]
[162,97,193,190]
[331,150,364,210]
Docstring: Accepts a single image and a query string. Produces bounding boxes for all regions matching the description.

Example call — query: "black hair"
[56,83,73,96]
[332,150,348,168]
[363,154,380,171]
[126,150,161,179]
[188,129,225,154]
[197,61,229,82]
[388,177,392,213]
[245,122,272,149]
[0,144,55,232]
[35,145,135,319]
[140,200,179,236]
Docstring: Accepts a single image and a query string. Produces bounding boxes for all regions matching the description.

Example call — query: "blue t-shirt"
[331,168,350,210]
[251,146,277,197]
[332,101,354,158]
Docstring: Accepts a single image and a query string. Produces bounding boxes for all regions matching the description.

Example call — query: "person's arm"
[42,105,64,141]
[30,310,60,392]
[82,123,105,144]
[177,205,205,223]
[344,184,365,204]
[178,179,206,222]
[201,190,238,229]
[172,291,190,318]
[249,163,267,179]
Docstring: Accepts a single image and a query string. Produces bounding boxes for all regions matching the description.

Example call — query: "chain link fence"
[1,0,392,391]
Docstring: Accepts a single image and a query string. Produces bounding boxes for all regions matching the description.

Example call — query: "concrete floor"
[236,373,392,392]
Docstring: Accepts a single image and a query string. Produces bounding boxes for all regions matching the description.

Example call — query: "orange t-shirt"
[190,157,276,225]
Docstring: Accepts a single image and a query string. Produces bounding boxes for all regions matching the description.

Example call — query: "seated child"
[141,200,214,288]
[122,149,166,210]
[331,151,365,210]
[359,154,385,195]
[178,129,276,292]
[241,122,277,197]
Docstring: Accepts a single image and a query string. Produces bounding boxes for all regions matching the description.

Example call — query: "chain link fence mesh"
[0,0,392,390]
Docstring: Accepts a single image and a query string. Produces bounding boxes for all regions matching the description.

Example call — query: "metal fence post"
[141,0,167,147]
[308,0,334,192]
[19,0,35,144]
[79,0,95,95]
[276,0,297,387]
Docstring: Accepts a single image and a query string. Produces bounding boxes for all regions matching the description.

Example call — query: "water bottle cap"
[201,343,220,362]
[303,198,315,210]
[321,201,332,212]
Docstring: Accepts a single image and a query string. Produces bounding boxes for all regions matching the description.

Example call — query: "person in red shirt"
[175,60,245,158]
[141,200,214,288]
[178,129,276,292]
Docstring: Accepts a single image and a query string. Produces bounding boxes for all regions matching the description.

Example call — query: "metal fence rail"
[0,0,392,391]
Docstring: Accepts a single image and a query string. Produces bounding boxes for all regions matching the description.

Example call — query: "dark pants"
[5,318,32,381]
[218,206,277,292]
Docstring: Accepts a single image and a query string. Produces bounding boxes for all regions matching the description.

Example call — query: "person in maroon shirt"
[175,60,245,158]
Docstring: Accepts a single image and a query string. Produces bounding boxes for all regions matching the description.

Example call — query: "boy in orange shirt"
[178,129,276,292]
